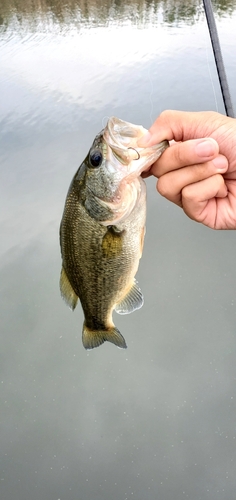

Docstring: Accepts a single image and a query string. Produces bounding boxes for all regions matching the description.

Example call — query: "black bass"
[60,117,168,350]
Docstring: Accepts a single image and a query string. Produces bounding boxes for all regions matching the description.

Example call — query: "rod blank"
[203,0,234,118]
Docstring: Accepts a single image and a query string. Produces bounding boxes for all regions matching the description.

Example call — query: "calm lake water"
[1,1,236,499]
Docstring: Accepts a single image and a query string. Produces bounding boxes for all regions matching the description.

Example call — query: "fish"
[59,117,168,350]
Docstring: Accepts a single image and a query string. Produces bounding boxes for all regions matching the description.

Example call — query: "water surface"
[1,1,236,499]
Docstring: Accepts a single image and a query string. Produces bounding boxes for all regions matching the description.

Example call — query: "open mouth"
[104,116,169,176]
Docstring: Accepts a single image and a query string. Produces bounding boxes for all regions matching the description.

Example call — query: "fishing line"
[202,0,234,118]
[147,66,154,123]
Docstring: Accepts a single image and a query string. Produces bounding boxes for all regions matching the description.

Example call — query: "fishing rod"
[203,0,234,118]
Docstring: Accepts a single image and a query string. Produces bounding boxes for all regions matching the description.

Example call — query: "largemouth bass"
[60,117,168,350]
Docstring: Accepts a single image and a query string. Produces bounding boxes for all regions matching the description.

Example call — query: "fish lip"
[104,116,169,175]
[136,140,169,174]
[106,115,144,148]
[104,117,142,163]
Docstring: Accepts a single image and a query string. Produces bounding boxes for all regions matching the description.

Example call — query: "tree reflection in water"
[0,0,236,32]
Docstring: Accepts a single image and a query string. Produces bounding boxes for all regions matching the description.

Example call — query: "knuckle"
[158,110,177,130]
[159,110,170,121]
[181,185,194,202]
[157,176,171,198]
[172,144,185,165]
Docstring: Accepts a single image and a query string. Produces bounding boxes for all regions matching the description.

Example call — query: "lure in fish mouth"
[59,117,169,350]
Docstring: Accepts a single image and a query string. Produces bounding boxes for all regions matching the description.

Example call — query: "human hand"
[139,110,236,229]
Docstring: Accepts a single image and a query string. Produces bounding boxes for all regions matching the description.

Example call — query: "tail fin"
[82,323,127,350]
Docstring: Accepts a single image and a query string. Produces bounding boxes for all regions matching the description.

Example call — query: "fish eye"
[89,149,103,168]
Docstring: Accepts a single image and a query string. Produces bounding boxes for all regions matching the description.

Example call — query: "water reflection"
[0,0,236,32]
[1,1,236,499]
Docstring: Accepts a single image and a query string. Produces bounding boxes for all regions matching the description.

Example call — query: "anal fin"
[60,266,78,310]
[115,280,144,315]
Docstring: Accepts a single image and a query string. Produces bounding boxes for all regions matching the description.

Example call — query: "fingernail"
[212,155,227,171]
[195,140,216,158]
[138,132,152,147]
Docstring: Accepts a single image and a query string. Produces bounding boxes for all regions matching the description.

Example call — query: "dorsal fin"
[60,266,78,310]
[115,280,144,315]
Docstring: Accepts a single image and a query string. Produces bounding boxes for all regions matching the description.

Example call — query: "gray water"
[1,1,236,499]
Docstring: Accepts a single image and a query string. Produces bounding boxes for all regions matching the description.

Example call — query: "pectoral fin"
[60,266,78,310]
[115,280,144,315]
[102,226,124,258]
[82,323,127,350]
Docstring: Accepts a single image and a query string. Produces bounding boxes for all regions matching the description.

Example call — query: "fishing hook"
[127,147,140,160]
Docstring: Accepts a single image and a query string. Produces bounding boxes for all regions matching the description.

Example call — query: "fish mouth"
[104,116,168,177]
[96,116,169,225]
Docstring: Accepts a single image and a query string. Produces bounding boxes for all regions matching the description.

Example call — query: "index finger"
[138,109,223,146]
